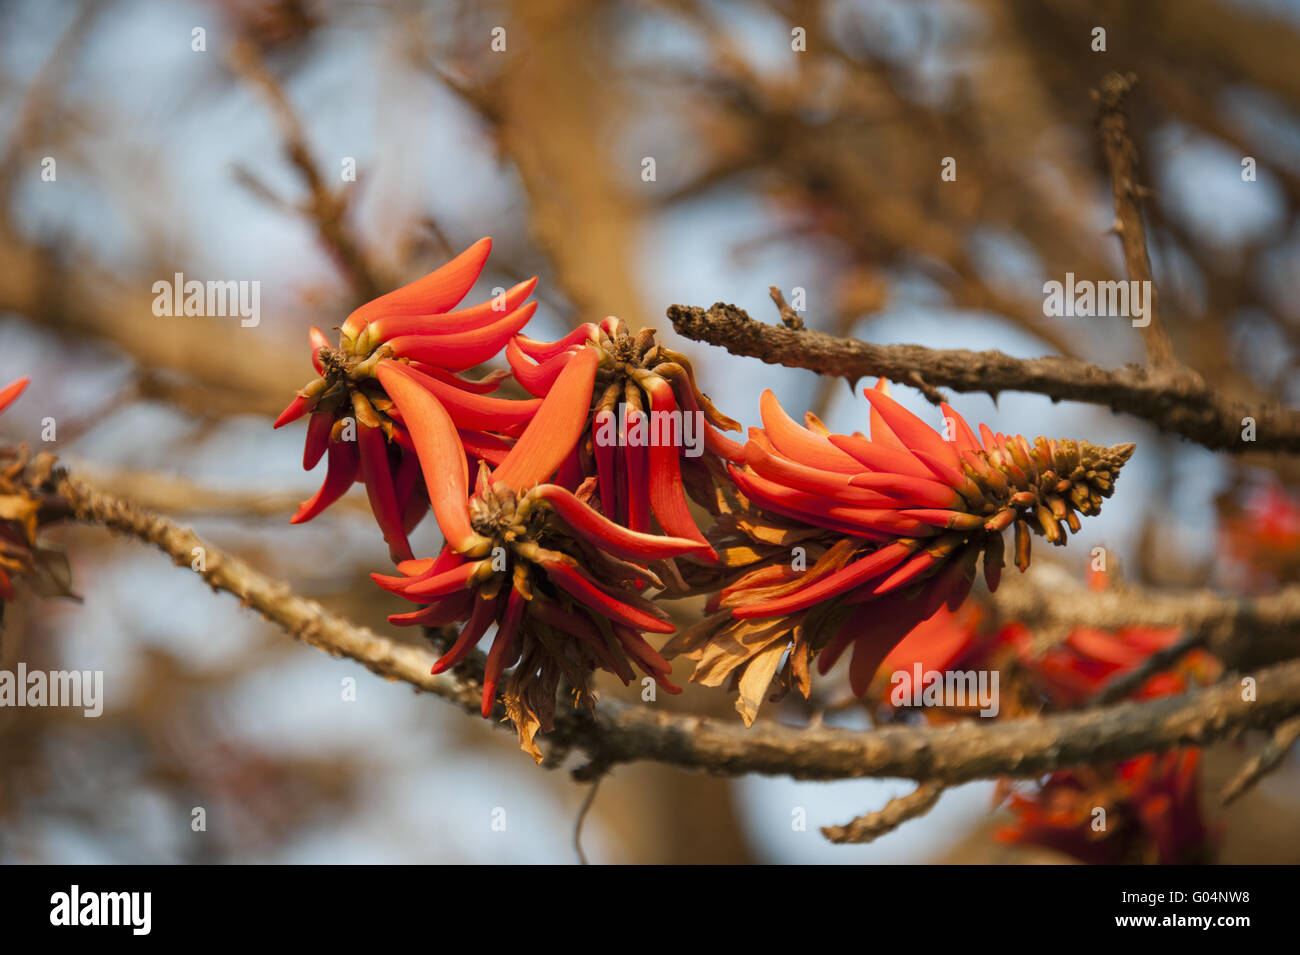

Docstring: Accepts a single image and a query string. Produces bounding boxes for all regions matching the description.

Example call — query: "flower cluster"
[274,238,539,562]
[664,381,1135,723]
[278,240,741,758]
[278,240,1140,757]
[997,750,1212,865]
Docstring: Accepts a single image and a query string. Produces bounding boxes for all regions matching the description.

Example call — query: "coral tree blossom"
[995,605,1219,864]
[275,242,736,757]
[274,238,540,562]
[666,380,1136,724]
[371,337,711,759]
[857,573,1219,863]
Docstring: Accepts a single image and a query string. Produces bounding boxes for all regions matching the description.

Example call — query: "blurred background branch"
[3,0,1299,863]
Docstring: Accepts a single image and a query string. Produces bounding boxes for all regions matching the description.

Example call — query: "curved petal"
[732,540,917,618]
[431,592,501,672]
[383,300,538,372]
[512,323,597,361]
[759,389,860,473]
[357,422,413,563]
[342,237,492,336]
[540,558,675,634]
[481,585,527,717]
[387,590,475,628]
[290,436,359,524]
[309,327,331,375]
[493,346,599,491]
[745,437,905,507]
[862,388,960,470]
[369,276,537,341]
[532,484,708,560]
[505,337,576,398]
[381,360,540,433]
[827,432,934,481]
[640,375,715,557]
[375,362,476,552]
[273,393,312,429]
[0,377,28,416]
[302,411,333,470]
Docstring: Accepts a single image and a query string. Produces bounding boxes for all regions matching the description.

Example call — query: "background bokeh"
[1,0,1298,863]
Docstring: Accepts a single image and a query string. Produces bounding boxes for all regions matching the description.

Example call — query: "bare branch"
[53,475,1300,787]
[55,474,486,715]
[667,302,1300,452]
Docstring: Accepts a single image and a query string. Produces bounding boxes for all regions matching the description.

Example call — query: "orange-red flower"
[275,238,539,562]
[0,378,77,610]
[994,637,1218,864]
[506,317,743,558]
[863,568,1220,863]
[668,380,1135,722]
[1219,478,1300,590]
[0,377,31,602]
[374,350,708,759]
[1000,620,1218,706]
[997,749,1213,864]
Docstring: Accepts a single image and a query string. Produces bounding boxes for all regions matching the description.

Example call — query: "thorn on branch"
[769,286,804,330]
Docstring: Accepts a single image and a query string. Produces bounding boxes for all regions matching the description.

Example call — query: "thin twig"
[1094,72,1177,370]
[1220,715,1300,806]
[667,302,1300,452]
[821,781,946,844]
[227,37,383,301]
[1089,631,1208,706]
[573,774,603,865]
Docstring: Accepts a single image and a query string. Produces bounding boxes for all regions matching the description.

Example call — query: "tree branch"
[53,476,1300,787]
[54,474,486,714]
[667,302,1300,452]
